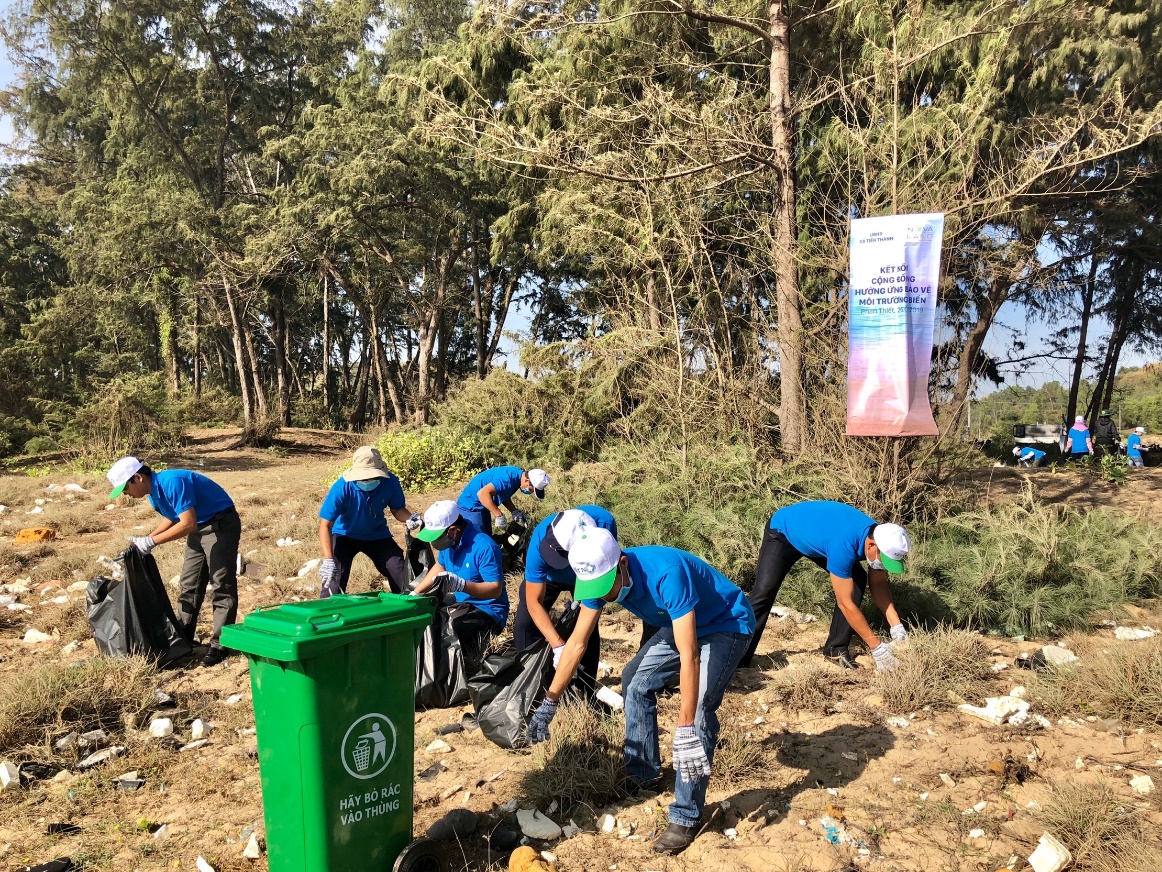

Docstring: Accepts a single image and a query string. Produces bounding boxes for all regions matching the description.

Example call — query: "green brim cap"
[880,553,904,574]
[573,567,618,601]
[415,526,445,543]
[109,482,127,499]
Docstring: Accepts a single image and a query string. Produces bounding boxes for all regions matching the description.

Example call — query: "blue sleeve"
[523,536,550,585]
[825,547,856,580]
[385,475,406,512]
[319,481,345,522]
[475,539,503,583]
[655,566,697,622]
[581,598,605,611]
[164,474,196,516]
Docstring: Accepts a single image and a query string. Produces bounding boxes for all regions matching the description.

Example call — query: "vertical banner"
[846,213,944,436]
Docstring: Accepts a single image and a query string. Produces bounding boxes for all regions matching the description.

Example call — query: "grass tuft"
[519,701,631,814]
[0,656,157,754]
[877,627,993,713]
[1040,778,1162,872]
[767,662,858,713]
[1028,637,1162,727]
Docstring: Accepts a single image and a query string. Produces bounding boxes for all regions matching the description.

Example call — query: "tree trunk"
[770,0,805,452]
[366,297,391,428]
[1066,253,1100,423]
[220,269,254,427]
[159,292,181,399]
[272,285,291,426]
[322,272,331,417]
[472,229,487,379]
[943,286,1002,433]
[241,304,268,420]
[435,306,448,401]
[486,274,519,367]
[193,294,202,398]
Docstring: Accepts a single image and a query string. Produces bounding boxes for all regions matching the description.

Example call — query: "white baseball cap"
[416,500,461,543]
[569,527,622,600]
[1012,447,1022,456]
[527,468,551,499]
[1136,426,1146,433]
[539,509,597,570]
[872,523,910,574]
[106,456,144,499]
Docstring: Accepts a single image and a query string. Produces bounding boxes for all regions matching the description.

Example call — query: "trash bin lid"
[221,593,434,661]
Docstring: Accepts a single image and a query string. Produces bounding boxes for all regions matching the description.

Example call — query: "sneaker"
[200,647,227,668]
[823,650,859,670]
[653,822,699,855]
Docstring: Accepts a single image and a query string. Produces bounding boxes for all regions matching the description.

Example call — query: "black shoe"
[653,822,699,855]
[824,650,859,670]
[200,647,227,668]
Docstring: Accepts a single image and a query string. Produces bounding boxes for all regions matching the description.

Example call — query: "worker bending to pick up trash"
[455,464,550,535]
[1127,426,1147,468]
[106,456,239,667]
[316,446,422,597]
[1013,445,1047,468]
[739,500,910,672]
[411,500,509,670]
[515,506,618,697]
[526,528,755,856]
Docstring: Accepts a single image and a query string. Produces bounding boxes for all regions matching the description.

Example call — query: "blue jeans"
[621,627,752,826]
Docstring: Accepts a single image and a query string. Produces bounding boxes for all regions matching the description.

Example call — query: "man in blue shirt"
[526,529,755,856]
[740,501,910,672]
[515,506,617,696]
[1012,446,1048,468]
[1127,426,1146,468]
[456,465,550,534]
[411,500,508,671]
[106,456,239,667]
[317,446,422,597]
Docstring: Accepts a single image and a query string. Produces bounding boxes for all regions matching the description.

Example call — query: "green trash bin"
[221,592,445,872]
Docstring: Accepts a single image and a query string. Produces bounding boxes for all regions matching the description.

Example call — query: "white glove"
[672,725,710,781]
[889,624,908,643]
[552,643,565,668]
[493,514,509,533]
[437,573,467,594]
[511,510,528,526]
[871,642,899,672]
[405,513,424,532]
[128,536,156,555]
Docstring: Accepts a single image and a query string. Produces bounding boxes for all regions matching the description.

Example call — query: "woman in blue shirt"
[1067,416,1093,460]
[317,447,422,597]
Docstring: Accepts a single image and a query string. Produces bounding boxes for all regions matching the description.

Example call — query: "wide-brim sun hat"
[343,446,389,482]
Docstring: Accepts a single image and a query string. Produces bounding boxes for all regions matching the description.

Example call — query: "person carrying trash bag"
[739,500,910,672]
[105,456,239,667]
[455,465,550,535]
[317,446,423,598]
[1013,445,1047,468]
[1127,426,1147,468]
[410,500,509,675]
[514,506,617,699]
[525,528,755,856]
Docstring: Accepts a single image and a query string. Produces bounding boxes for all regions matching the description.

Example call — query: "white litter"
[968,828,985,839]
[26,506,44,514]
[841,752,859,761]
[724,827,738,840]
[180,739,209,752]
[1115,627,1157,641]
[0,761,19,790]
[886,717,909,728]
[196,857,217,872]
[1040,645,1078,667]
[296,558,321,577]
[939,774,956,788]
[517,808,562,840]
[597,661,613,679]
[425,739,452,754]
[191,719,208,740]
[226,694,244,705]
[595,686,624,710]
[276,537,302,547]
[22,628,56,644]
[1130,774,1155,795]
[242,832,263,859]
[77,746,126,769]
[957,696,1029,726]
[148,718,174,738]
[598,814,617,833]
[1028,832,1072,872]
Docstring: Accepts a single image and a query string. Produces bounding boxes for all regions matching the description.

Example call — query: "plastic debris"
[1028,833,1072,872]
[598,813,617,833]
[957,696,1029,726]
[0,760,19,790]
[595,686,623,710]
[1039,645,1078,667]
[196,858,217,872]
[425,739,452,754]
[190,719,208,740]
[939,774,956,788]
[276,537,302,547]
[517,809,562,840]
[1130,774,1155,795]
[148,718,173,739]
[296,558,321,577]
[77,746,126,770]
[22,628,57,644]
[1115,627,1157,641]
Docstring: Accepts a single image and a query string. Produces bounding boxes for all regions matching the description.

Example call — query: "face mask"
[354,479,380,492]
[614,575,633,604]
[431,531,457,551]
[520,487,534,495]
[869,558,884,571]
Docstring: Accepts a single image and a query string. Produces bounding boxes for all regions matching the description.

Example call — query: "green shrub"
[64,374,185,465]
[375,427,491,492]
[178,386,242,428]
[1030,638,1162,727]
[22,435,58,455]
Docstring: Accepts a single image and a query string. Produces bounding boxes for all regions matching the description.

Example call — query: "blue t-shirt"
[582,546,755,638]
[1019,447,1046,462]
[318,475,406,540]
[525,506,618,589]
[1127,433,1143,458]
[148,470,233,525]
[1068,427,1090,453]
[769,501,873,580]
[437,524,508,625]
[457,466,524,513]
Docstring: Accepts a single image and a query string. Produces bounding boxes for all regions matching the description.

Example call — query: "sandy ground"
[1,430,1161,872]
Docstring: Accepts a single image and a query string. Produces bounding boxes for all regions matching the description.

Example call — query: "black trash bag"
[21,860,74,872]
[414,595,471,710]
[468,604,580,749]
[492,520,529,574]
[405,531,434,590]
[86,549,192,664]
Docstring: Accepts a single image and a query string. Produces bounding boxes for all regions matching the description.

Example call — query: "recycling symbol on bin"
[341,713,397,780]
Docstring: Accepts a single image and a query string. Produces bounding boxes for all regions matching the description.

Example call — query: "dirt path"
[1,431,1160,872]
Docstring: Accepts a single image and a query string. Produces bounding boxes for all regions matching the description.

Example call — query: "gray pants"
[177,508,240,650]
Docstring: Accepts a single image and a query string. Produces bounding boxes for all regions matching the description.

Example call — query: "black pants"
[325,535,405,596]
[177,508,241,651]
[740,527,868,667]
[514,582,600,697]
[448,603,500,676]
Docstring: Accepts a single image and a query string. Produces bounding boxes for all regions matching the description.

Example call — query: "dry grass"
[29,550,92,584]
[767,661,859,713]
[34,596,92,643]
[0,540,56,574]
[0,656,157,754]
[1040,778,1162,872]
[877,626,994,713]
[45,502,110,536]
[519,701,631,814]
[1028,637,1162,727]
[710,716,766,787]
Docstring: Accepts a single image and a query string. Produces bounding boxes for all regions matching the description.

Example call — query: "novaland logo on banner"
[341,712,397,780]
[846,212,944,437]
